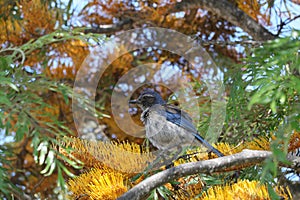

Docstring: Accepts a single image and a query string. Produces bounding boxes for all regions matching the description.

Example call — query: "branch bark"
[167,0,276,41]
[117,150,299,200]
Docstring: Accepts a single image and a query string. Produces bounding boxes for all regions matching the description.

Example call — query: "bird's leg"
[165,148,207,168]
[143,146,185,172]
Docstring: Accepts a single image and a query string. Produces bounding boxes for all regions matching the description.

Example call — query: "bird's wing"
[164,104,198,133]
[165,104,224,157]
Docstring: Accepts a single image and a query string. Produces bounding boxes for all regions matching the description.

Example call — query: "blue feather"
[164,104,224,157]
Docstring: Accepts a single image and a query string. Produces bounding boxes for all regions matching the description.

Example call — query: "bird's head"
[129,89,165,110]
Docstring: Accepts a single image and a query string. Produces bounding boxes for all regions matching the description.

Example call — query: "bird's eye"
[147,96,155,103]
[141,95,155,103]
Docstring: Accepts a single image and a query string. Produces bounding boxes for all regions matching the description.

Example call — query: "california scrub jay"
[129,89,224,158]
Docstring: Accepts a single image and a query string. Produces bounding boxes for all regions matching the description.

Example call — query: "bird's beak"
[129,99,139,104]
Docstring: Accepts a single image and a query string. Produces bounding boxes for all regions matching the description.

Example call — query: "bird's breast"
[143,110,195,150]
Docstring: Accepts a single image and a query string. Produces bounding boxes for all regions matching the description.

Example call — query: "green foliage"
[244,30,299,136]
[147,186,172,200]
[225,31,300,198]
[246,31,300,114]
[0,146,20,198]
[0,29,105,198]
[225,31,299,142]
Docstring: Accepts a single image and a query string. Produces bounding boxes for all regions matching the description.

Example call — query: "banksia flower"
[68,166,128,200]
[199,179,291,200]
[60,137,155,174]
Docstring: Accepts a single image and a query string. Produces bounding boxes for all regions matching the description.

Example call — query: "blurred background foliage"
[0,0,299,199]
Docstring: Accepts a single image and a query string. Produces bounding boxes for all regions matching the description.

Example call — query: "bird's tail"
[192,133,224,157]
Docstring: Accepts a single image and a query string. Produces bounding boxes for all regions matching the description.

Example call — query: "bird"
[129,89,224,158]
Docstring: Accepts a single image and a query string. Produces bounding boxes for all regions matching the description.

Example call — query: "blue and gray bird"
[129,89,224,158]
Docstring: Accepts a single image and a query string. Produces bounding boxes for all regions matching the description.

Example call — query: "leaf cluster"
[0,29,105,199]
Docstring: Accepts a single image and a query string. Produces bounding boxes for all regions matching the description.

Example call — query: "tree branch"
[291,0,300,6]
[167,0,276,41]
[117,149,299,200]
[276,15,300,36]
[84,0,276,41]
[84,18,133,35]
